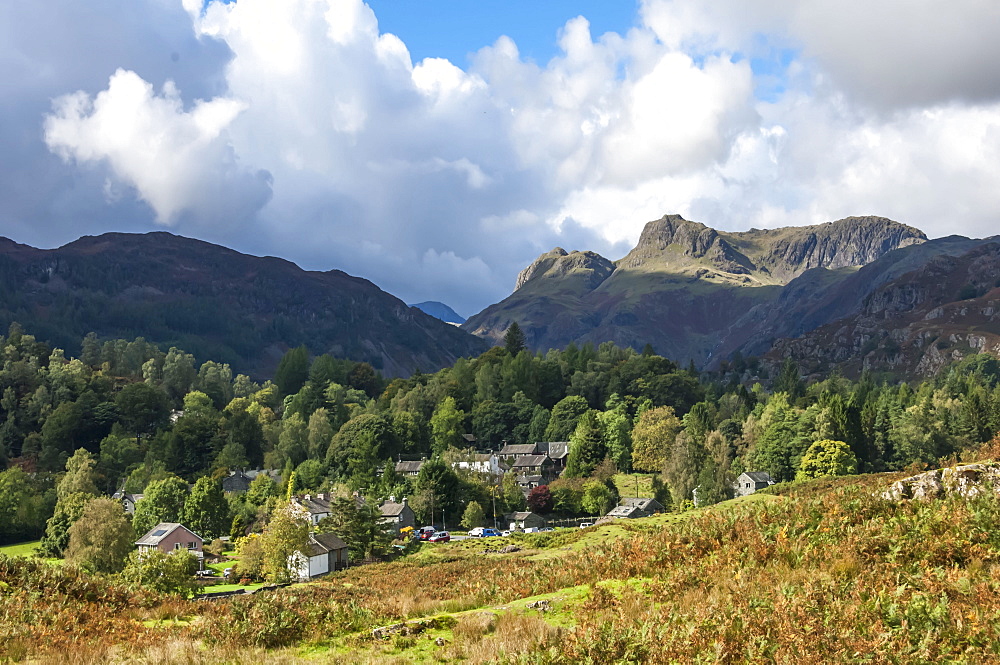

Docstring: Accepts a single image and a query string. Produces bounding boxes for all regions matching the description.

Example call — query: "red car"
[427,531,450,543]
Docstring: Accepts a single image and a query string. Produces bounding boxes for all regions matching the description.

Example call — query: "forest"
[3,319,1000,550]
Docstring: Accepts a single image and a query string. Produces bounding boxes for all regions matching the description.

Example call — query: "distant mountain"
[464,214,929,367]
[763,240,1000,378]
[0,232,487,377]
[410,301,466,325]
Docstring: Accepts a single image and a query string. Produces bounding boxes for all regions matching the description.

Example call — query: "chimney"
[304,494,311,501]
[402,497,408,505]
[389,495,395,503]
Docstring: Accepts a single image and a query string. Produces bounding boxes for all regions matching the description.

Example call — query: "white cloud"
[1,0,999,317]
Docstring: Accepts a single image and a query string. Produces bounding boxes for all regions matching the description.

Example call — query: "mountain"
[409,301,466,325]
[464,214,928,366]
[0,232,487,377]
[763,240,1000,378]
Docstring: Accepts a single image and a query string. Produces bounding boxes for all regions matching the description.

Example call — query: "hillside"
[463,215,930,366]
[765,240,1000,378]
[409,301,466,325]
[10,471,1000,663]
[0,233,487,377]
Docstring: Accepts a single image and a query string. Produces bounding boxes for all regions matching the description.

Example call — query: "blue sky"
[366,1,639,66]
[3,0,1000,316]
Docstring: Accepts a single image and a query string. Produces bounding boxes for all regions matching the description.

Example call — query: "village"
[115,439,777,591]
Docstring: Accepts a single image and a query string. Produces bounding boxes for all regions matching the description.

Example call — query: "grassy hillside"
[9,471,1000,663]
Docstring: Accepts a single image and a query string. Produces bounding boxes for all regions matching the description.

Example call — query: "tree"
[317,497,393,560]
[327,413,398,490]
[526,485,553,514]
[119,549,198,595]
[260,504,310,583]
[504,322,526,356]
[460,501,486,530]
[695,430,733,507]
[65,497,134,574]
[581,480,615,516]
[501,470,526,513]
[564,411,606,477]
[115,382,170,441]
[664,431,701,510]
[797,439,858,480]
[39,492,92,557]
[57,448,100,500]
[132,475,189,536]
[275,346,310,397]
[430,397,466,456]
[181,477,230,541]
[413,458,462,525]
[631,406,682,473]
[543,396,590,442]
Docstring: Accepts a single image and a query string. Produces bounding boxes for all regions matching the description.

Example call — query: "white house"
[288,532,349,581]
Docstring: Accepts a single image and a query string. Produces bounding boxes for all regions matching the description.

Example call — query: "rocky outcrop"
[882,464,1000,501]
[619,214,752,275]
[514,247,615,292]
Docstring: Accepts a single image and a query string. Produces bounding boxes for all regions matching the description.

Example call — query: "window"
[174,543,182,550]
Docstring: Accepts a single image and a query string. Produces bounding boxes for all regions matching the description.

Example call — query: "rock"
[435,637,447,646]
[882,463,1000,502]
[526,600,550,611]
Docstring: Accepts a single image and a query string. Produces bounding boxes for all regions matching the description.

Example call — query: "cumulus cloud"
[3,0,1000,316]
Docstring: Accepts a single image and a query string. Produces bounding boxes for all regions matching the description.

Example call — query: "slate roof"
[511,512,540,520]
[380,500,408,517]
[743,471,775,483]
[135,523,201,547]
[498,443,539,456]
[537,442,569,459]
[307,532,348,556]
[621,497,665,513]
[396,460,425,474]
[606,505,644,518]
[296,495,332,515]
[512,454,550,468]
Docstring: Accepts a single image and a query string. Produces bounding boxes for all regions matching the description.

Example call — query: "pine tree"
[504,322,526,356]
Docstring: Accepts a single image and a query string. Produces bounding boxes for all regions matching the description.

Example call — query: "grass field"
[0,540,40,557]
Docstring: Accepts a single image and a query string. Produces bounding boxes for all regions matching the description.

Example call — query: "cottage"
[497,443,539,462]
[511,454,554,478]
[395,460,425,477]
[379,497,416,535]
[452,453,503,476]
[516,474,544,494]
[507,511,547,531]
[620,497,666,516]
[135,523,204,567]
[289,532,350,581]
[733,471,776,497]
[292,493,333,525]
[222,469,253,493]
[111,490,144,514]
[537,442,569,471]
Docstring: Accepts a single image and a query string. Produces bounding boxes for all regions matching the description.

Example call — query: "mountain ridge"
[0,231,487,378]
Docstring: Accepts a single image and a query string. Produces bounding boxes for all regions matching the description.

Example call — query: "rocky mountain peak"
[514,247,615,291]
[619,214,751,275]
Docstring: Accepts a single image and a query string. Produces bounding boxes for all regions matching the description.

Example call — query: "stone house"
[292,493,333,525]
[497,443,539,462]
[507,511,547,531]
[537,442,570,472]
[511,454,554,478]
[379,497,416,535]
[111,490,143,514]
[395,460,425,477]
[733,471,776,497]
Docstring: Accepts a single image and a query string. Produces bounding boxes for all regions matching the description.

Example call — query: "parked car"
[416,526,436,540]
[428,531,450,543]
[523,527,539,534]
[223,567,234,579]
[539,527,554,532]
[482,528,502,538]
[195,569,214,578]
[501,530,512,537]
[469,527,502,538]
[579,523,593,529]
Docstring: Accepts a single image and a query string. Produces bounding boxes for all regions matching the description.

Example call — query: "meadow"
[7,470,1000,663]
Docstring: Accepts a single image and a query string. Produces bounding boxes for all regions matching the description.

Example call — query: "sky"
[3,0,1000,317]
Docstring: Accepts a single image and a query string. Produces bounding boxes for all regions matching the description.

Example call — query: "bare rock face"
[620,214,752,274]
[514,247,615,292]
[882,464,1000,501]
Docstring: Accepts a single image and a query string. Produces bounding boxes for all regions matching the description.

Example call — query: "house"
[452,453,503,476]
[511,454,554,478]
[292,493,333,525]
[537,442,569,471]
[507,511,547,531]
[111,490,143,514]
[379,497,416,535]
[395,460,425,477]
[516,474,544,494]
[620,497,666,516]
[289,532,350,581]
[733,471,776,498]
[497,443,539,462]
[222,469,253,493]
[135,523,204,566]
[604,498,665,520]
[245,468,282,483]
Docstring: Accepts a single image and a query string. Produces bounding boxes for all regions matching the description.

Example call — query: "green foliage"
[460,500,486,530]
[430,396,466,456]
[544,395,591,442]
[181,477,230,540]
[317,497,393,560]
[260,504,310,583]
[565,411,606,478]
[132,476,189,536]
[119,549,198,595]
[39,491,92,557]
[796,439,858,480]
[65,497,134,574]
[274,346,310,397]
[0,468,54,544]
[504,322,526,356]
